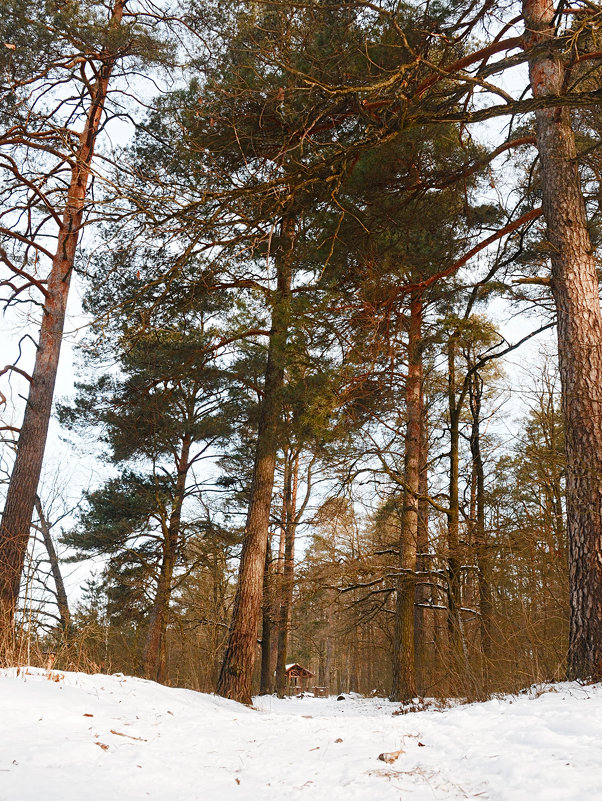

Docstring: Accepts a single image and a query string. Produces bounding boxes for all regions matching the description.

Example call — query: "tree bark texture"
[217,217,295,704]
[523,0,602,680]
[390,293,422,702]
[0,1,126,650]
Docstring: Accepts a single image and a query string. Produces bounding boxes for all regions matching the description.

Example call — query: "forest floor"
[0,668,600,800]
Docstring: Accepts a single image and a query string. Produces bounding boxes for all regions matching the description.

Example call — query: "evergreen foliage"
[4,0,602,696]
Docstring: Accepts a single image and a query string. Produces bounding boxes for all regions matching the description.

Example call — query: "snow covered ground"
[1,668,600,800]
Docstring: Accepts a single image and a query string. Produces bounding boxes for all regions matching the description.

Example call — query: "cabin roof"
[285,663,315,678]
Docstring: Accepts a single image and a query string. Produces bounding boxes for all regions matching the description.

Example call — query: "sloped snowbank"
[0,668,600,800]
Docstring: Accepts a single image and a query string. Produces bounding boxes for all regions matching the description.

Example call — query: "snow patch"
[1,668,601,800]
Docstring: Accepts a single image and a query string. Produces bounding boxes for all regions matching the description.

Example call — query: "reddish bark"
[217,217,295,704]
[413,377,429,694]
[523,0,602,680]
[0,2,126,651]
[390,292,423,702]
[398,208,542,297]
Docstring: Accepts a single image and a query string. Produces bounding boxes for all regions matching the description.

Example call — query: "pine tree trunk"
[523,0,602,680]
[390,292,422,702]
[217,217,295,704]
[268,458,289,689]
[275,451,298,697]
[414,380,429,694]
[446,338,466,677]
[259,538,275,694]
[469,372,493,693]
[143,549,176,683]
[142,433,191,683]
[0,1,125,652]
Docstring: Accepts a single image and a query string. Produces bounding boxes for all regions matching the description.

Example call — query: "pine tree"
[0,0,169,654]
[60,254,237,682]
[522,0,602,680]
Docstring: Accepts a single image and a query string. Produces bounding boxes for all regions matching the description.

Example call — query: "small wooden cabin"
[285,663,315,695]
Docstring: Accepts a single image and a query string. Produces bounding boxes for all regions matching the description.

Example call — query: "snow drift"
[0,668,600,800]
